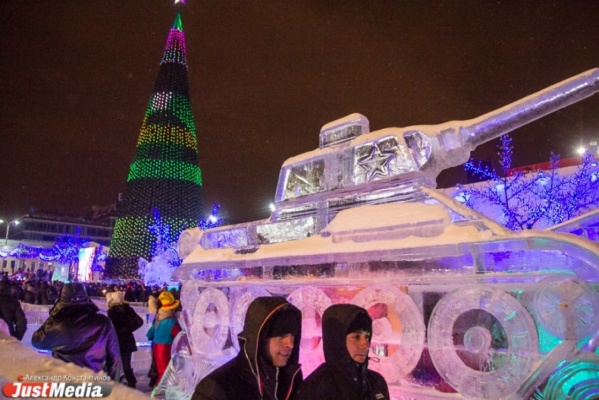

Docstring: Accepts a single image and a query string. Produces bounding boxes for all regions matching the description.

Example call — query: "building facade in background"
[1,206,115,277]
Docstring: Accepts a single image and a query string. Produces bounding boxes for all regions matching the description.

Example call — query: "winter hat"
[60,282,90,304]
[107,291,125,308]
[266,309,300,338]
[346,311,372,335]
[158,291,180,311]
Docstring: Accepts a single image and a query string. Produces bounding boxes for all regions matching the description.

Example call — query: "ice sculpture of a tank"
[158,69,599,400]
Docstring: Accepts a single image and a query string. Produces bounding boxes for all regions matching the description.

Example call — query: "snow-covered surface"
[175,200,498,275]
[319,112,369,133]
[0,331,150,399]
[282,69,599,171]
[176,188,599,281]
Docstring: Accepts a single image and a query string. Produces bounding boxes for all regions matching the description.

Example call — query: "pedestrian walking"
[107,291,144,388]
[31,282,123,380]
[0,280,27,340]
[146,291,182,387]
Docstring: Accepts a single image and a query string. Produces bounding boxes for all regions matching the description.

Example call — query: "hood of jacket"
[50,299,99,317]
[238,296,302,397]
[322,304,372,372]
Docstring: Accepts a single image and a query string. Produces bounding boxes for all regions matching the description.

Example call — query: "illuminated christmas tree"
[106,12,202,278]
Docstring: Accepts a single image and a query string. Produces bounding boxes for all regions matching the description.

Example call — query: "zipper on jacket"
[274,367,279,400]
[283,365,301,400]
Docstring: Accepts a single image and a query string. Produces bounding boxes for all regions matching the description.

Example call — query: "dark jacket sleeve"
[294,368,327,400]
[104,319,124,380]
[128,307,144,332]
[31,317,59,350]
[191,375,228,400]
[111,304,144,334]
[369,370,390,400]
[13,303,27,340]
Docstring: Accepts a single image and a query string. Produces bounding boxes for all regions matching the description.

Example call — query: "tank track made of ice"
[160,69,599,400]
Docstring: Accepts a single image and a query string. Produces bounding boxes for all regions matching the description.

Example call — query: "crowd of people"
[0,271,170,305]
[0,272,180,390]
[1,270,390,399]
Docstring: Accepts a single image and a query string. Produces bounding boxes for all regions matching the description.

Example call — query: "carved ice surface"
[533,277,599,340]
[162,69,599,400]
[138,252,178,287]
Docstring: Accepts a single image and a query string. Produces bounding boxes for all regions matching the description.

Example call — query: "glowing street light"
[576,139,599,156]
[1,218,20,245]
[269,203,276,212]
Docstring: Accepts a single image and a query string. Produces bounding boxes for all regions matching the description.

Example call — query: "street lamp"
[1,218,20,245]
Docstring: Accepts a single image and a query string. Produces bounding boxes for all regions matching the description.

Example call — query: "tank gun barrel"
[464,68,599,148]
[432,68,599,173]
[272,69,599,222]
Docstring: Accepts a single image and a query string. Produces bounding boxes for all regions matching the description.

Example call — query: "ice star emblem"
[358,142,396,181]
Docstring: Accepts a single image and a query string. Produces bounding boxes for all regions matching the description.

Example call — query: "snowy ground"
[1,302,157,399]
[0,330,152,399]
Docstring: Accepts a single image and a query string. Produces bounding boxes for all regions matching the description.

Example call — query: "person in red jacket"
[146,291,182,386]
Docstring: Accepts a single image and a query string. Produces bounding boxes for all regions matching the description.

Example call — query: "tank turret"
[160,70,599,400]
[274,69,599,223]
[192,69,599,251]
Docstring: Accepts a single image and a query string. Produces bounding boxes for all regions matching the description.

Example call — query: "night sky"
[1,1,598,224]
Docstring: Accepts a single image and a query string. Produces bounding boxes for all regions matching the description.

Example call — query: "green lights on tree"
[106,13,202,278]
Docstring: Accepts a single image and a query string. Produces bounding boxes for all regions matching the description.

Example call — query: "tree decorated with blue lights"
[0,229,108,279]
[106,12,203,278]
[0,227,86,264]
[138,206,223,285]
[462,134,599,230]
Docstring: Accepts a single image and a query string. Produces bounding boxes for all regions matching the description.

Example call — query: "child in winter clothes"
[146,291,181,386]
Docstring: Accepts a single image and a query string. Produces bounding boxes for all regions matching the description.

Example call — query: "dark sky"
[1,1,598,224]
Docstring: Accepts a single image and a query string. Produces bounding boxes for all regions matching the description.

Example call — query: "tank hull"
[166,192,599,400]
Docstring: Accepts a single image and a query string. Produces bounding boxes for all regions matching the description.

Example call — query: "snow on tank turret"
[158,70,599,400]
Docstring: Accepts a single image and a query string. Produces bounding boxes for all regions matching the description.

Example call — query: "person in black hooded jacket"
[295,304,389,400]
[107,291,144,388]
[191,296,303,400]
[0,279,27,340]
[31,282,123,380]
